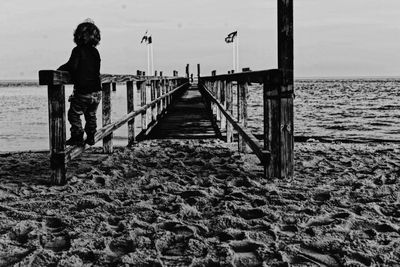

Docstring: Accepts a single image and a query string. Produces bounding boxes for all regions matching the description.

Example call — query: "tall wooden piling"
[216,81,221,123]
[220,80,226,130]
[102,83,113,153]
[238,81,248,153]
[48,84,66,184]
[127,81,135,146]
[226,81,233,143]
[139,81,147,131]
[263,0,294,178]
[278,0,293,178]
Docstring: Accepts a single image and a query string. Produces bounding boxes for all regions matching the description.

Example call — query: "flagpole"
[232,40,236,72]
[147,44,150,76]
[236,33,239,72]
[150,41,154,76]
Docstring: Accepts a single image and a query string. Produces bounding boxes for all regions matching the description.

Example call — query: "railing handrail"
[65,81,189,163]
[39,70,186,85]
[200,82,270,164]
[39,68,189,184]
[199,69,282,84]
[198,67,294,179]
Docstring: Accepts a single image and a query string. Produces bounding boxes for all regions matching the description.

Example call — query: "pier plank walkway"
[147,84,218,139]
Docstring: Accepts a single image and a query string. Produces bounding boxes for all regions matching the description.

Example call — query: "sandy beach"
[0,139,399,266]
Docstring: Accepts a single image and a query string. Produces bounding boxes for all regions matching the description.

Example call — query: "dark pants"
[68,91,101,137]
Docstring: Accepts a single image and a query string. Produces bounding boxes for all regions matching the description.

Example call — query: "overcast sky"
[1,0,399,79]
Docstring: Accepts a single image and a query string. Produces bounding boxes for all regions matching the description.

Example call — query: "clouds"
[0,0,399,79]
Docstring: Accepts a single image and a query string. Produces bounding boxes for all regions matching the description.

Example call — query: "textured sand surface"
[0,139,400,266]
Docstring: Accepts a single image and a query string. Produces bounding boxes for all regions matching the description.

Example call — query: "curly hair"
[73,21,101,46]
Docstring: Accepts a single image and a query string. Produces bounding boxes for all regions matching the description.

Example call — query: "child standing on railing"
[58,19,102,146]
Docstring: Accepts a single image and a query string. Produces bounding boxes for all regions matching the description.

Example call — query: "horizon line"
[1,75,400,82]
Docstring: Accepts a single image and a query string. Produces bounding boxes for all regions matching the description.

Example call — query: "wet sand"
[0,139,399,266]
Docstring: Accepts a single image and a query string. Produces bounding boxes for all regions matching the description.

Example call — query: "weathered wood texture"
[238,82,248,153]
[65,81,189,163]
[39,70,182,86]
[127,81,135,146]
[225,81,233,143]
[200,69,282,84]
[199,67,292,178]
[200,83,269,163]
[47,85,66,185]
[147,84,217,139]
[102,83,113,154]
[277,0,294,178]
[40,68,189,184]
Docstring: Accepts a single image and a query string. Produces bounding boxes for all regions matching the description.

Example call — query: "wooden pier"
[147,84,218,139]
[38,0,293,185]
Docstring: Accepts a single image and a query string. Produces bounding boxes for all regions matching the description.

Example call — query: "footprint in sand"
[313,191,332,202]
[9,220,39,244]
[156,222,207,266]
[108,237,135,257]
[229,240,264,267]
[218,228,246,242]
[40,217,71,252]
[236,207,266,220]
[159,221,196,238]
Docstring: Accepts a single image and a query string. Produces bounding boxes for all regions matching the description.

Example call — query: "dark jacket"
[58,45,101,94]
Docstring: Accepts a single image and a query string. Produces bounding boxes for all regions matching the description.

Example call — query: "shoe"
[85,133,96,146]
[66,134,84,146]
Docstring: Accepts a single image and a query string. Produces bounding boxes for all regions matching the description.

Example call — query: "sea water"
[1,79,399,152]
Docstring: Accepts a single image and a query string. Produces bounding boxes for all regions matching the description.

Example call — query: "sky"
[0,0,400,79]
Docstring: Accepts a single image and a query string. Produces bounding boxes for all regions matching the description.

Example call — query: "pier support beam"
[127,81,135,146]
[264,0,294,179]
[47,84,66,185]
[102,83,113,153]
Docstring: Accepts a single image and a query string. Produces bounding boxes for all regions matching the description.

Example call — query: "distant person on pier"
[58,19,102,146]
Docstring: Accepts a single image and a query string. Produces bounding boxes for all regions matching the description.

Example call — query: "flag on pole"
[225,31,237,43]
[141,30,149,43]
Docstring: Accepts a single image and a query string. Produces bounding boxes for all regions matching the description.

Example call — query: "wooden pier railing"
[39,70,189,185]
[199,68,294,179]
[198,0,293,179]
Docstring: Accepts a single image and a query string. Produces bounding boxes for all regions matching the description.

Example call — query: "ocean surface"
[1,79,399,152]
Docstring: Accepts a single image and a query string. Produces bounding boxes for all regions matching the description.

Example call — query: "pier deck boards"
[147,84,217,139]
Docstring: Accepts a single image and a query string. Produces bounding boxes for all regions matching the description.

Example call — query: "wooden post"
[156,80,161,117]
[216,81,221,124]
[237,82,246,152]
[239,82,248,153]
[161,79,165,112]
[226,81,233,142]
[186,64,189,78]
[278,0,294,178]
[102,83,113,153]
[151,80,156,122]
[48,84,66,185]
[197,64,200,78]
[220,80,226,130]
[138,81,146,132]
[112,83,117,92]
[127,81,135,146]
